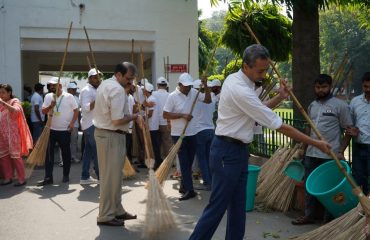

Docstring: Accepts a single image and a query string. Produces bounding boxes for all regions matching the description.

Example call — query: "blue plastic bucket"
[284,160,305,182]
[306,160,358,217]
[246,165,261,212]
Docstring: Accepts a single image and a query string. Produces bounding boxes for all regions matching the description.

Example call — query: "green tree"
[211,0,369,119]
[320,6,370,95]
[198,10,218,76]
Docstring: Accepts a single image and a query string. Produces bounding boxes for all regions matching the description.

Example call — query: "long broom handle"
[244,21,360,190]
[188,38,190,73]
[131,39,135,63]
[54,22,73,99]
[86,56,92,69]
[83,26,100,81]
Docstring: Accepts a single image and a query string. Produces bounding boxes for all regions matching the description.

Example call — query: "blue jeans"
[81,125,99,180]
[45,130,71,179]
[352,143,370,195]
[196,129,214,186]
[32,121,44,143]
[189,135,249,240]
[172,135,197,192]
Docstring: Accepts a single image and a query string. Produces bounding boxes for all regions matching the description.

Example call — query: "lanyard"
[55,95,64,112]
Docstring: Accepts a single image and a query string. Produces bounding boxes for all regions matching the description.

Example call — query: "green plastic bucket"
[306,160,358,217]
[246,165,261,212]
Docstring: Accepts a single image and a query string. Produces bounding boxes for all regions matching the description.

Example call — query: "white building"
[0,0,199,98]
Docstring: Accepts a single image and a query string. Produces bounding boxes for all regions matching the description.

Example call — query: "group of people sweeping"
[0,43,369,239]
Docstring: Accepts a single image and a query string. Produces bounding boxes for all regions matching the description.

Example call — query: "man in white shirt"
[94,62,141,227]
[125,84,136,163]
[67,82,80,163]
[163,73,211,201]
[37,78,79,186]
[79,69,101,184]
[192,80,215,190]
[142,82,162,169]
[189,44,331,240]
[30,83,45,143]
[152,77,172,160]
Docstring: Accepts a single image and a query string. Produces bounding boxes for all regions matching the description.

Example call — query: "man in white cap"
[67,82,80,163]
[163,73,211,201]
[192,79,215,191]
[142,81,162,169]
[79,68,101,184]
[152,77,172,160]
[37,77,79,186]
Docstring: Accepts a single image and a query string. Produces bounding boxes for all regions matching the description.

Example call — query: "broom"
[26,22,73,173]
[290,203,368,240]
[142,100,176,237]
[122,156,136,179]
[256,145,301,212]
[154,37,220,185]
[244,21,370,217]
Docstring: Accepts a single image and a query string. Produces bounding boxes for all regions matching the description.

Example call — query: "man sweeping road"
[93,62,142,226]
[189,44,332,240]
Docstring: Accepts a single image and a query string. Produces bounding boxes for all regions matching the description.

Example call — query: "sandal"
[291,216,315,225]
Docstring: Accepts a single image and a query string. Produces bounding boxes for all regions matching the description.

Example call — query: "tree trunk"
[292,3,320,123]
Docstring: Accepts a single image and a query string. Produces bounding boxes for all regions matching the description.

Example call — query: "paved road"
[0,162,317,240]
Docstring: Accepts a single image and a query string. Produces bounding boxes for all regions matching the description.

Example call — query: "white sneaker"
[80,177,98,185]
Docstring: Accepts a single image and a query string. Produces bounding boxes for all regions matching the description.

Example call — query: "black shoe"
[178,188,186,194]
[137,164,147,168]
[97,218,124,226]
[37,178,53,186]
[14,181,27,187]
[179,190,197,201]
[62,176,69,183]
[116,212,137,220]
[1,179,12,186]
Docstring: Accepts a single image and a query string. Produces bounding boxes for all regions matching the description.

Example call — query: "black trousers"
[45,130,71,179]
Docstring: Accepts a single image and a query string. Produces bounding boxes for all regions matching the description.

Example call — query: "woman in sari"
[0,84,33,186]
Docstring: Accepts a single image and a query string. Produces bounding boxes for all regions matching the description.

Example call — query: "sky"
[198,0,228,19]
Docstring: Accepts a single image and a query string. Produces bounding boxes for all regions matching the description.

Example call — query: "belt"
[96,128,127,135]
[217,135,246,146]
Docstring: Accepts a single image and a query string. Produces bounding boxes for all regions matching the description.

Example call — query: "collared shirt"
[79,83,96,130]
[350,93,370,144]
[43,91,78,131]
[147,95,160,131]
[30,92,45,122]
[93,76,129,132]
[152,89,169,125]
[215,69,282,143]
[193,100,216,133]
[306,96,353,158]
[163,87,206,136]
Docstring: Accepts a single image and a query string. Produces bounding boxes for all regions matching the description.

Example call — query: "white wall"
[0,0,199,97]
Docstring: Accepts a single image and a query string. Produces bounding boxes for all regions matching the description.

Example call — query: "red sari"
[0,98,33,182]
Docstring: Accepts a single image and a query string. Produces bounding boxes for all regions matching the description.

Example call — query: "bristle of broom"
[122,157,136,179]
[155,137,183,185]
[26,124,51,167]
[290,204,364,239]
[353,187,370,217]
[256,145,301,212]
[143,164,176,238]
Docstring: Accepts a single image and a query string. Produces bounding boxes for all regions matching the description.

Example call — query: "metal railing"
[250,111,352,164]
